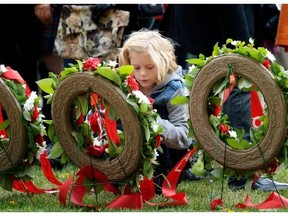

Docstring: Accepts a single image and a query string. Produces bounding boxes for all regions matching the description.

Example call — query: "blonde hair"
[118,29,178,84]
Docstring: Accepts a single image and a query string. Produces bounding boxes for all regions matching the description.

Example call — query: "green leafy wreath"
[37,58,163,192]
[173,38,288,180]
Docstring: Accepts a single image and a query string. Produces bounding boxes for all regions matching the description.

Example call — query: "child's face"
[129,51,158,95]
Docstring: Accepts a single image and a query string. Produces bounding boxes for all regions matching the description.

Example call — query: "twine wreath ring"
[189,53,286,171]
[52,72,142,181]
[0,78,27,171]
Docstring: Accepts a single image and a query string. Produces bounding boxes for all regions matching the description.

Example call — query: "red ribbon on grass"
[236,192,288,209]
[145,147,198,207]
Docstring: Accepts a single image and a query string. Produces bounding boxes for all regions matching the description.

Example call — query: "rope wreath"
[37,58,162,192]
[0,65,46,191]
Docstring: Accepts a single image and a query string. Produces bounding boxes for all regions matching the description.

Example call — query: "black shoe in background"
[228,177,248,191]
[252,177,288,191]
[180,169,203,182]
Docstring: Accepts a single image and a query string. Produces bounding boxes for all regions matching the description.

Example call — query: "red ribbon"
[59,166,130,209]
[104,107,120,145]
[106,193,143,209]
[0,104,7,138]
[236,192,288,209]
[1,66,25,84]
[13,180,58,194]
[145,147,198,207]
[251,90,264,128]
[162,147,198,197]
[214,74,236,116]
[1,66,31,96]
[39,151,63,186]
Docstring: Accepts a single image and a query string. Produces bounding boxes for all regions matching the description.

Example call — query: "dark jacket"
[149,66,191,150]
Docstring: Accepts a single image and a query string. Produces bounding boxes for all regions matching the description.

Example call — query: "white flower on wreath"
[107,60,118,68]
[131,90,151,104]
[0,64,7,72]
[228,130,237,139]
[266,50,276,62]
[151,121,161,133]
[231,40,242,46]
[40,124,46,136]
[36,142,47,159]
[23,91,38,112]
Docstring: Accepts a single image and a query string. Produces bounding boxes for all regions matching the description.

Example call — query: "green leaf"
[71,131,84,148]
[126,95,140,113]
[227,139,253,150]
[191,154,206,176]
[108,141,123,157]
[60,67,78,79]
[105,103,118,121]
[23,110,31,121]
[212,42,220,56]
[118,65,134,77]
[29,122,41,135]
[186,58,206,67]
[237,77,253,90]
[0,119,9,130]
[0,175,13,191]
[140,116,150,142]
[208,96,221,106]
[48,141,64,159]
[96,67,121,86]
[140,102,149,113]
[209,114,220,131]
[143,160,153,178]
[212,78,228,96]
[226,139,243,149]
[47,124,56,142]
[75,95,88,117]
[36,78,55,94]
[170,95,189,105]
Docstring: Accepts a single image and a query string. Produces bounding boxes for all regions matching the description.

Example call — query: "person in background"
[159,4,260,69]
[118,29,194,194]
[0,5,42,92]
[275,4,288,69]
[34,4,64,76]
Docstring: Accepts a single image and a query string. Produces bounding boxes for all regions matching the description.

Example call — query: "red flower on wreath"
[219,123,229,134]
[127,75,139,91]
[154,134,161,148]
[89,111,102,134]
[31,106,39,122]
[34,134,44,146]
[76,112,85,125]
[83,57,101,71]
[262,59,271,69]
[264,159,278,174]
[86,143,109,157]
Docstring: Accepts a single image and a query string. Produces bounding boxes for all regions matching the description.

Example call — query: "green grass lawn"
[1,164,288,212]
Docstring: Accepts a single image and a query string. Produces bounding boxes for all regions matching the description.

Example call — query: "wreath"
[172,38,288,181]
[0,65,46,191]
[37,58,163,192]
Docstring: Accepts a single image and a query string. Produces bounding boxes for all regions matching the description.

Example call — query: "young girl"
[118,29,192,194]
